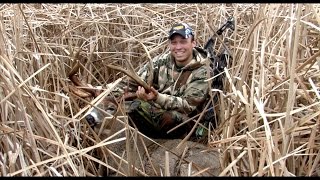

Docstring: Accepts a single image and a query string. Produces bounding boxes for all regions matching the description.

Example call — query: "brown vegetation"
[0,3,319,176]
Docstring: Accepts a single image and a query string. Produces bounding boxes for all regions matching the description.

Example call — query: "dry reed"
[0,3,319,176]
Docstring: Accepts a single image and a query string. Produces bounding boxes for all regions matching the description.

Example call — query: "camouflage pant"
[126,99,192,139]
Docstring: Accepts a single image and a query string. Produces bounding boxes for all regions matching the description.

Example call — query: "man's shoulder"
[153,53,172,65]
[154,52,170,60]
[191,60,214,78]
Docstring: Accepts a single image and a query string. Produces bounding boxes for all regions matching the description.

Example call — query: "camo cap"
[168,22,194,39]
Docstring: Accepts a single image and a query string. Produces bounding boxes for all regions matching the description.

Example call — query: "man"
[92,23,213,139]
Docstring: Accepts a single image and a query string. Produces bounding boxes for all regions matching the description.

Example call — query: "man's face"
[169,34,196,66]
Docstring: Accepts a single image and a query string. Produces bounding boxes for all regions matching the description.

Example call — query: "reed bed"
[0,3,319,176]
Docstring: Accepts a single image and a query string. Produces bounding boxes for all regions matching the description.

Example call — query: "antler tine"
[68,49,99,98]
[107,62,151,92]
[138,41,154,87]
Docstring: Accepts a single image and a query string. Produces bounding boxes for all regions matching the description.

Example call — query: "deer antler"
[68,50,100,98]
[68,49,151,100]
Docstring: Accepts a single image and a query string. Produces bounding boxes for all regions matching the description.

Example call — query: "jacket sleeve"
[154,67,211,114]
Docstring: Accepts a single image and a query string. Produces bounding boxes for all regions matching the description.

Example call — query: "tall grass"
[0,3,319,176]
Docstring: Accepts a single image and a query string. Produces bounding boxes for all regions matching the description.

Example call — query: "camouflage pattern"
[112,48,213,138]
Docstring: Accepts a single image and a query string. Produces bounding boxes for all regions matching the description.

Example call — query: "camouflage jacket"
[113,47,213,115]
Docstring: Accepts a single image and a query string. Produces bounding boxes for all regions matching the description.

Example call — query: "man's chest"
[157,68,192,95]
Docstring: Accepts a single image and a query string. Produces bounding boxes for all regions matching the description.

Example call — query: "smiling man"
[124,22,214,139]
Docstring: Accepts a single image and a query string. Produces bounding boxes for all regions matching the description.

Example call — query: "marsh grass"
[0,3,319,176]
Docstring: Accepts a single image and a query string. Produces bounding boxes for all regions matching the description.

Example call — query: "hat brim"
[168,30,187,39]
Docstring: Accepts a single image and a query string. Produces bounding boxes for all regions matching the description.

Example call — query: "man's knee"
[160,111,186,126]
[160,112,176,128]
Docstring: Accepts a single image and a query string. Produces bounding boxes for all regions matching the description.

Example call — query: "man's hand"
[136,86,158,101]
